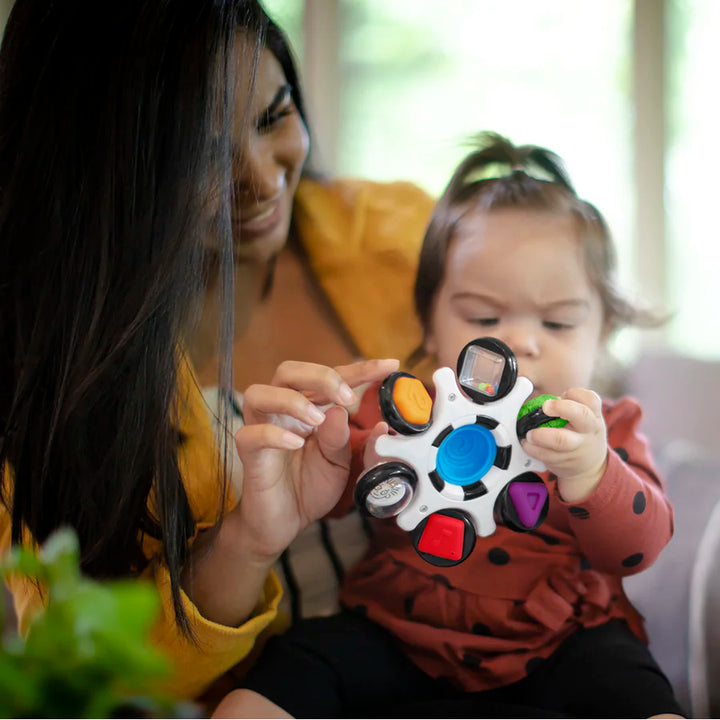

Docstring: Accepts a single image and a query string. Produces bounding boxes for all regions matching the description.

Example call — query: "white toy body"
[374,366,546,537]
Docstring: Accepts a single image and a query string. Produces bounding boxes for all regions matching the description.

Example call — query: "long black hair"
[0,0,268,633]
[262,6,309,132]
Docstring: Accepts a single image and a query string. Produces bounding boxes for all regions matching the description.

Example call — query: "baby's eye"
[470,318,499,326]
[543,320,573,330]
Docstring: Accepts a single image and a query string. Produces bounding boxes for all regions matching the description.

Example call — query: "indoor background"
[262,0,720,363]
[1,0,716,361]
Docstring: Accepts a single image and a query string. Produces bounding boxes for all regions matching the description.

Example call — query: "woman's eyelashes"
[257,85,294,133]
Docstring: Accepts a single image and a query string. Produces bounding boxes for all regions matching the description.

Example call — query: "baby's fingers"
[542,390,602,434]
[524,425,583,454]
[562,387,603,414]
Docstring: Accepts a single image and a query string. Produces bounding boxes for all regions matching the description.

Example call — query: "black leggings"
[243,611,684,718]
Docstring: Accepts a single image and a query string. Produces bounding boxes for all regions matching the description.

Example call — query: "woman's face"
[231,46,309,264]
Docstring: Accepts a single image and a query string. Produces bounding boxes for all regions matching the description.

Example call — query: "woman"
[187,3,436,626]
[0,0,396,704]
[189,3,436,389]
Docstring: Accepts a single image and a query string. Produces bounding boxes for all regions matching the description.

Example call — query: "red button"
[417,514,465,560]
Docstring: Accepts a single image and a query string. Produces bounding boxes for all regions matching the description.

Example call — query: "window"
[259,1,720,359]
[666,0,720,358]
[264,0,304,61]
[335,0,636,358]
[267,0,640,354]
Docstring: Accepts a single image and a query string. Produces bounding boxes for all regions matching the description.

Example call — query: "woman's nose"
[235,141,285,201]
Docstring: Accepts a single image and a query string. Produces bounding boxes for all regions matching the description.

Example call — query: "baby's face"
[425,208,607,398]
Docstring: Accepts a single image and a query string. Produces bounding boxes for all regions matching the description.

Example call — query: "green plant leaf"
[1,528,182,718]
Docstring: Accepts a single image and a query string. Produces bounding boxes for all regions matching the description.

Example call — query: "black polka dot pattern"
[404,596,415,615]
[580,557,592,571]
[633,491,646,514]
[462,653,482,668]
[525,657,544,674]
[622,552,644,568]
[569,506,590,520]
[488,547,510,565]
[430,574,453,588]
[472,622,492,636]
[614,447,629,461]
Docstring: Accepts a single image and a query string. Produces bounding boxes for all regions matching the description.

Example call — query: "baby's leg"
[226,609,437,717]
[212,689,292,719]
[488,619,685,717]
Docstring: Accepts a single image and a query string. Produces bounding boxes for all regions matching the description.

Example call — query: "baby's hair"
[412,132,661,360]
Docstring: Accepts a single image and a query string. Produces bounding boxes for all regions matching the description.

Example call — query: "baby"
[222,133,683,719]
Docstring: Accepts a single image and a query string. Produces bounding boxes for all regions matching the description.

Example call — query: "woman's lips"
[235,200,282,240]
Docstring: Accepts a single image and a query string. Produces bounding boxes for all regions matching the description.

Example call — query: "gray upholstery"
[689,492,720,717]
[622,349,720,716]
[622,349,720,460]
[624,448,720,716]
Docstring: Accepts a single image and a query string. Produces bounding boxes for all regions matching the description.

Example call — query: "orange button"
[392,376,432,425]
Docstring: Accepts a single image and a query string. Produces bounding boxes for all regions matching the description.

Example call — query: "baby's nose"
[499,325,540,358]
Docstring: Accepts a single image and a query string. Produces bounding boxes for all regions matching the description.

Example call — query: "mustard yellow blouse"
[0,361,284,700]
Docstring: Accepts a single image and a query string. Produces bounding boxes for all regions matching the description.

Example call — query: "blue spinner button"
[436,424,497,486]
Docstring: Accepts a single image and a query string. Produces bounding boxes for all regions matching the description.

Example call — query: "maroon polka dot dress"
[336,384,674,692]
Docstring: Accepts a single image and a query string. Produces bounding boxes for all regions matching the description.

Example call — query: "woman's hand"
[521,387,608,504]
[183,357,398,627]
[231,358,399,563]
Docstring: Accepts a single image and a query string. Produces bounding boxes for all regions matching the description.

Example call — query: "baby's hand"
[521,387,608,504]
